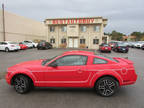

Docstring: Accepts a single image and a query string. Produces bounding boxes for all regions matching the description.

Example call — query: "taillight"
[118,46,121,49]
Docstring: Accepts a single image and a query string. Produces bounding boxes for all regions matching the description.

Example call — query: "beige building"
[44,17,108,49]
[0,10,109,49]
[0,10,47,42]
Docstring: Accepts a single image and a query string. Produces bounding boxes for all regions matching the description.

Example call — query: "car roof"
[62,50,94,55]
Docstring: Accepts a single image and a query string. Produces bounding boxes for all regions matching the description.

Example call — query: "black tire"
[5,47,9,52]
[109,51,111,53]
[13,75,32,94]
[95,77,119,97]
[125,51,128,53]
[115,49,118,52]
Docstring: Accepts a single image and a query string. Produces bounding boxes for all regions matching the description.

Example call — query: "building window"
[50,38,55,44]
[80,26,87,32]
[94,26,100,32]
[61,38,66,44]
[61,26,67,32]
[93,39,99,44]
[80,39,85,44]
[50,26,55,32]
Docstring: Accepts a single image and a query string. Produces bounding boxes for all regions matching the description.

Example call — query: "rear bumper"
[121,72,137,86]
[9,47,20,51]
[118,49,128,52]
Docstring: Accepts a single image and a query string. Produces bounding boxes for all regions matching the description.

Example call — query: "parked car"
[108,41,117,48]
[141,44,144,50]
[6,51,137,97]
[113,43,129,53]
[122,42,129,47]
[19,43,28,50]
[99,43,111,53]
[134,41,144,49]
[23,40,38,48]
[20,42,33,48]
[0,41,20,52]
[37,41,52,50]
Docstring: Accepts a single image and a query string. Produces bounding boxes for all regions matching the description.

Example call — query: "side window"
[51,55,88,66]
[93,58,107,64]
[93,39,99,44]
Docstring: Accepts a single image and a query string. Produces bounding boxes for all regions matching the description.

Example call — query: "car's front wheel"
[95,77,119,97]
[13,75,32,94]
[5,47,9,52]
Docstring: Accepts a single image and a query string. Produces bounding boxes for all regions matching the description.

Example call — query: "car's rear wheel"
[5,47,9,52]
[95,77,119,97]
[13,75,31,94]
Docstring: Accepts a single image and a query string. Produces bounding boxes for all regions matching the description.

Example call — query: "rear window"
[96,55,118,63]
[103,44,109,46]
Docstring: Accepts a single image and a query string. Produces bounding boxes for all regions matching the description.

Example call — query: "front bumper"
[5,73,11,85]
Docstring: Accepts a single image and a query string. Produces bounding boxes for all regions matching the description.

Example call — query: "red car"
[19,43,28,50]
[99,43,111,53]
[5,51,137,97]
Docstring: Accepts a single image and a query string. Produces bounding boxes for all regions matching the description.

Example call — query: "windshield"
[42,55,58,65]
[118,43,126,47]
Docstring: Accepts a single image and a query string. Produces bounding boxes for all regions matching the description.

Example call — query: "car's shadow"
[30,86,131,97]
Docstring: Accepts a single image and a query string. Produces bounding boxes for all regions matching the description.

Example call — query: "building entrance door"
[68,38,78,48]
[68,38,73,48]
[74,38,78,48]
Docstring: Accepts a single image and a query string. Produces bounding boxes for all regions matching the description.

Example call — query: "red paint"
[99,46,111,52]
[6,51,137,88]
[19,44,28,50]
[51,18,95,24]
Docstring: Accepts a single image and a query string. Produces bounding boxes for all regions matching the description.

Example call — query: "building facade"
[44,17,108,49]
[0,10,47,42]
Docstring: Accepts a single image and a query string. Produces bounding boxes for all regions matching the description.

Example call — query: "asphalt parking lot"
[0,48,144,108]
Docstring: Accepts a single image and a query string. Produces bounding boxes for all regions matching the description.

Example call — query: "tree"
[109,30,124,41]
[130,32,143,41]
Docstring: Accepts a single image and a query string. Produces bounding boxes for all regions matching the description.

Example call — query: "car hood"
[8,60,43,71]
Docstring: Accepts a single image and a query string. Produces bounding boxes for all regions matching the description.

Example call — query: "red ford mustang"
[6,51,137,97]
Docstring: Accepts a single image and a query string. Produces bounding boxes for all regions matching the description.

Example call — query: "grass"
[0,72,6,80]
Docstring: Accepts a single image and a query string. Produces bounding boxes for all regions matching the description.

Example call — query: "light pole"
[2,3,6,41]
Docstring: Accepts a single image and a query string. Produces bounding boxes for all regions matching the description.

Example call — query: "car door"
[43,55,90,87]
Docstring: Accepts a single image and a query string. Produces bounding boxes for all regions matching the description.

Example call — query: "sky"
[0,0,144,35]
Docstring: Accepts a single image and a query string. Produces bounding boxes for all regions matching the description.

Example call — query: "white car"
[23,40,38,48]
[0,41,20,52]
[134,42,144,48]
